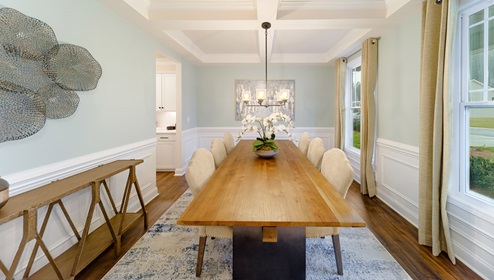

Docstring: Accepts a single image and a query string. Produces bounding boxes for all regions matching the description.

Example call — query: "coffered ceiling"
[100,0,420,64]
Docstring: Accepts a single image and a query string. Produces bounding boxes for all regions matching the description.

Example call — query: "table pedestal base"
[233,226,305,280]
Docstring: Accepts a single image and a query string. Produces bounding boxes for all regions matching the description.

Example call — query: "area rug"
[103,191,411,280]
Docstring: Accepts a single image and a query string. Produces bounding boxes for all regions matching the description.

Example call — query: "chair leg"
[332,234,343,275]
[196,236,207,277]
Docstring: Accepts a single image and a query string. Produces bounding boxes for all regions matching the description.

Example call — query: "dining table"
[177,140,366,279]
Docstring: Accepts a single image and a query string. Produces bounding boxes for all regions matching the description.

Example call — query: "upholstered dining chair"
[223,132,235,155]
[210,138,228,168]
[307,137,325,170]
[185,148,233,277]
[298,132,311,156]
[306,148,355,275]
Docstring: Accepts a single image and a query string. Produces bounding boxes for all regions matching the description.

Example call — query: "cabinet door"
[163,74,176,111]
[156,74,164,110]
[156,135,175,171]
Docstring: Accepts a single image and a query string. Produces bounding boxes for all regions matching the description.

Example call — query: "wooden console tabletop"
[0,159,148,280]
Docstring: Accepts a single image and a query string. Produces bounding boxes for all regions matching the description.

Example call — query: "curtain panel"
[360,38,378,197]
[418,0,458,264]
[334,57,347,149]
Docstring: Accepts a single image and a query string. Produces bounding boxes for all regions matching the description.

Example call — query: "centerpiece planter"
[255,147,279,158]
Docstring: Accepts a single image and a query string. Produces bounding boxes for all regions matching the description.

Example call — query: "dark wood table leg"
[233,226,305,280]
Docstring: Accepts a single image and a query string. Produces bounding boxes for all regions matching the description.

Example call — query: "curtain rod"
[345,37,381,59]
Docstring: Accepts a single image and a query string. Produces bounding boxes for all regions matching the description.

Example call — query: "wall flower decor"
[0,7,102,143]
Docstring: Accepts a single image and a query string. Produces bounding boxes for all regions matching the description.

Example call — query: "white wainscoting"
[375,138,494,279]
[178,128,199,176]
[0,138,158,279]
[375,138,419,227]
[178,127,333,178]
[195,127,333,151]
[447,197,494,279]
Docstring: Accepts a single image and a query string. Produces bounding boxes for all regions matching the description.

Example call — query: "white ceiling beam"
[256,0,280,22]
[323,29,372,62]
[164,30,207,63]
[152,18,384,31]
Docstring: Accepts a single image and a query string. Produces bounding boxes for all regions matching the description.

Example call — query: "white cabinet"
[156,73,176,111]
[156,133,176,171]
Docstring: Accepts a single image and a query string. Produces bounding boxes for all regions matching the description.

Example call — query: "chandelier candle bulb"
[242,91,251,102]
[256,89,266,101]
[279,89,289,102]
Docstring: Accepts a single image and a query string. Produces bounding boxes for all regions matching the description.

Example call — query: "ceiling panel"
[104,0,421,63]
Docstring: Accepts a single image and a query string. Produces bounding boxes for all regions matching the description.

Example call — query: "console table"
[0,159,148,280]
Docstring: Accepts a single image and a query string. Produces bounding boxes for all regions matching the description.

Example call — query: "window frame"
[344,55,362,156]
[454,0,494,207]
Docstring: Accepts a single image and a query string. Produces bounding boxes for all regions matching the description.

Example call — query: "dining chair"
[306,148,355,275]
[185,148,233,277]
[298,132,311,156]
[307,137,325,170]
[210,138,227,168]
[223,132,235,155]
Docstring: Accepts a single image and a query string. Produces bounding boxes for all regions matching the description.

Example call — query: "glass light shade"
[242,90,251,102]
[256,89,266,101]
[278,89,289,101]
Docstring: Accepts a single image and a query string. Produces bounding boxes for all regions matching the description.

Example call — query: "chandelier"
[242,22,289,108]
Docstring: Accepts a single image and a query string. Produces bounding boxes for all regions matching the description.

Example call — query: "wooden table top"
[0,159,143,224]
[178,140,365,227]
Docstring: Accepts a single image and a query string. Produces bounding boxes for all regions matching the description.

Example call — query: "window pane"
[469,107,494,199]
[470,23,484,92]
[352,108,360,149]
[490,19,494,88]
[351,65,361,150]
[470,10,484,25]
[352,66,361,105]
[489,5,494,18]
[489,90,494,101]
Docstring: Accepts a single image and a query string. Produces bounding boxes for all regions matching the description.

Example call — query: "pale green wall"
[196,64,334,127]
[377,4,422,146]
[181,61,198,130]
[0,0,187,175]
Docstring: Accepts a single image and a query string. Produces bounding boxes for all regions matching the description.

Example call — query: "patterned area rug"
[104,191,411,280]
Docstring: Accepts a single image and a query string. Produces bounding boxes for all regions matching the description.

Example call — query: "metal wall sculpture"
[0,7,102,143]
[235,79,295,121]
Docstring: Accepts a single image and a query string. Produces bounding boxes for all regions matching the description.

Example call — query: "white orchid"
[237,113,294,151]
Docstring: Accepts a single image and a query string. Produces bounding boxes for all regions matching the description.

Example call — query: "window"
[460,2,494,201]
[345,56,362,153]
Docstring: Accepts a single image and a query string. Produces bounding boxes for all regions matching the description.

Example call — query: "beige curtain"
[418,0,457,264]
[360,38,378,197]
[334,57,347,149]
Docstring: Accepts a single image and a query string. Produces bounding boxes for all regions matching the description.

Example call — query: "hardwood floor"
[77,172,481,279]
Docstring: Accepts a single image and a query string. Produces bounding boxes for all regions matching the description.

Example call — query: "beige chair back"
[185,148,216,197]
[223,133,235,155]
[307,137,325,170]
[321,148,354,198]
[210,138,227,168]
[298,132,310,156]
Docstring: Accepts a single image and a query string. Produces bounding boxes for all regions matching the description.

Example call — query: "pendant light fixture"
[242,22,289,108]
